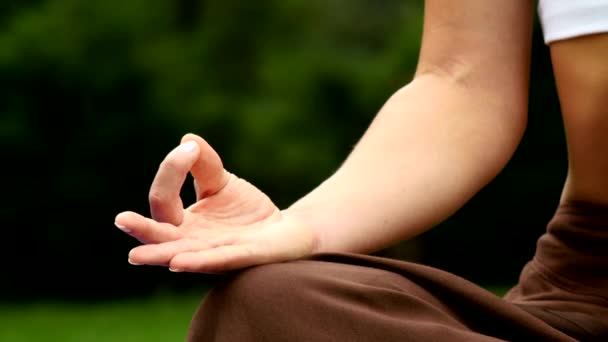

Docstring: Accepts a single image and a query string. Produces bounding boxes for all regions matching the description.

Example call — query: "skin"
[550,34,608,205]
[115,1,608,273]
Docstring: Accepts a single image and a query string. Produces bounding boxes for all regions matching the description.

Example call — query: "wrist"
[281,205,326,255]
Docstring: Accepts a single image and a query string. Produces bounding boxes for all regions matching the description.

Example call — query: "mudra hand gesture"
[115,133,317,273]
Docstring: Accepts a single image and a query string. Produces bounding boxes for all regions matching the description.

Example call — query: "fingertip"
[180,133,210,154]
[179,136,227,198]
[115,211,137,232]
[179,134,215,158]
[168,256,187,273]
[176,140,199,154]
[127,247,138,260]
[180,133,202,144]
[128,258,143,266]
[115,211,143,226]
[115,210,133,222]
[170,251,232,274]
[169,253,201,273]
[115,222,131,233]
[127,248,143,265]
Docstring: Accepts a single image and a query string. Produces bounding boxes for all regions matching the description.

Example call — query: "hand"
[115,133,318,273]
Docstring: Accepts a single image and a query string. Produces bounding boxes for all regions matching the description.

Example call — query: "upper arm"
[415,0,535,112]
[550,34,608,119]
[549,34,608,203]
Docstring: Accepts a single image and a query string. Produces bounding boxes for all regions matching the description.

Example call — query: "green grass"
[0,286,512,342]
[0,293,205,342]
[483,285,512,297]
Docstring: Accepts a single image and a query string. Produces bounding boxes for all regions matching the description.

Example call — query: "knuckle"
[148,189,168,206]
[148,187,165,200]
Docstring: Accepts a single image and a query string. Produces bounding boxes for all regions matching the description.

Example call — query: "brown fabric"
[505,201,608,341]
[187,201,608,341]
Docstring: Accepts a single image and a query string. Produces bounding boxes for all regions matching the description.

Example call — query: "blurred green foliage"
[1,0,422,198]
[0,293,203,341]
[0,0,566,300]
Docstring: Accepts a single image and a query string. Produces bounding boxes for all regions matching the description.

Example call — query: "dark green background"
[1,0,565,301]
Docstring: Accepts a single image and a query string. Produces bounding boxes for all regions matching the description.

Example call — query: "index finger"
[149,140,200,225]
[180,133,230,200]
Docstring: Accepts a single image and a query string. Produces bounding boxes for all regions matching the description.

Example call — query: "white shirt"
[539,0,608,43]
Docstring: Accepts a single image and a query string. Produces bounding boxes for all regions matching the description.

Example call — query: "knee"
[187,261,315,341]
[213,261,307,308]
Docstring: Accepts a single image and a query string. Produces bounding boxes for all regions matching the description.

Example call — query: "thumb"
[181,133,230,199]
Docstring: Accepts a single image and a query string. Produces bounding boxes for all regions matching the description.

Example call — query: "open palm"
[115,134,317,273]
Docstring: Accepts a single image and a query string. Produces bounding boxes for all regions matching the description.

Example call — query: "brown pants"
[187,202,608,341]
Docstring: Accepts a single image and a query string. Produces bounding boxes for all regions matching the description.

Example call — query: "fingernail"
[115,222,131,233]
[128,258,142,266]
[169,267,182,272]
[177,141,198,153]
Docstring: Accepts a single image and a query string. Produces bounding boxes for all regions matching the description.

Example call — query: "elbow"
[415,55,531,148]
[471,98,528,184]
[489,94,528,155]
[436,71,529,178]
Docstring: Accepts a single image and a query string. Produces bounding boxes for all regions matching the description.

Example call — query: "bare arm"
[551,34,608,205]
[286,0,535,254]
[117,1,535,272]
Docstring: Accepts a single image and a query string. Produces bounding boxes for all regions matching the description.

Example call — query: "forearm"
[285,73,527,254]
